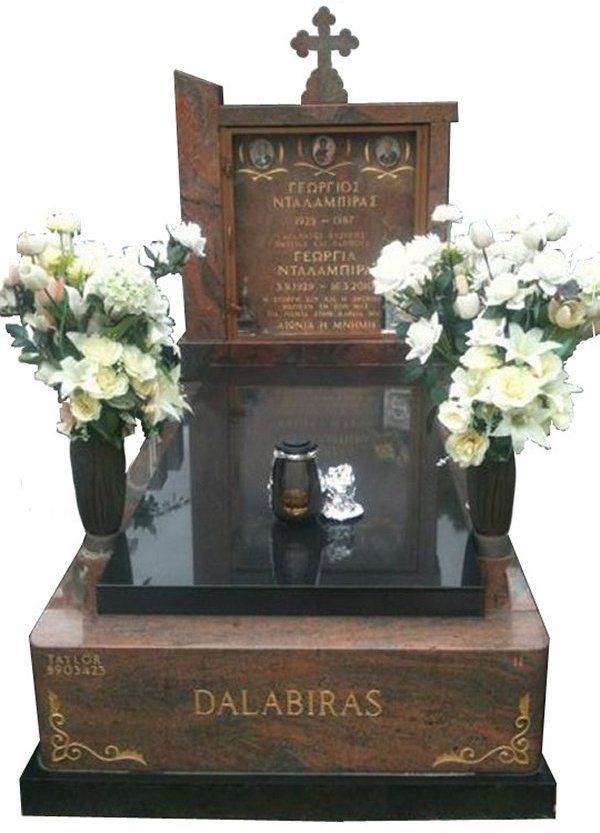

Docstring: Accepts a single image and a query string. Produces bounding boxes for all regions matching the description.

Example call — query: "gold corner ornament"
[433,694,531,769]
[48,690,147,766]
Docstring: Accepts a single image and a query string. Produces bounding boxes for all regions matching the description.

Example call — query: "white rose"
[485,272,520,306]
[543,213,569,242]
[168,221,206,257]
[18,259,49,291]
[445,430,490,468]
[122,345,158,383]
[461,345,502,371]
[449,367,491,406]
[438,400,471,433]
[431,204,463,224]
[96,367,130,400]
[521,223,546,251]
[46,212,81,235]
[68,332,123,366]
[469,220,494,249]
[534,249,567,283]
[574,258,600,296]
[487,365,541,410]
[405,312,443,364]
[16,232,48,257]
[371,240,409,295]
[503,234,532,266]
[453,291,481,320]
[70,391,102,423]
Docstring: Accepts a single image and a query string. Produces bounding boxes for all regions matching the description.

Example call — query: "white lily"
[501,324,560,375]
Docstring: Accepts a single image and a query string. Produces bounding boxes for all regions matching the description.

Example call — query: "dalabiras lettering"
[194,687,383,718]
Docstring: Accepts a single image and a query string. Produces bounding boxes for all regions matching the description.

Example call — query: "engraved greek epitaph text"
[232,130,418,337]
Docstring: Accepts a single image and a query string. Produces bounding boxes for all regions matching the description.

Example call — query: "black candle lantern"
[270,440,323,524]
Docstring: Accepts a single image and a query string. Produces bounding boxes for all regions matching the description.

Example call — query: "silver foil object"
[320,464,364,522]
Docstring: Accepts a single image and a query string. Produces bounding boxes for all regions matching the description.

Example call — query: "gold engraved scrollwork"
[433,694,531,768]
[48,691,147,766]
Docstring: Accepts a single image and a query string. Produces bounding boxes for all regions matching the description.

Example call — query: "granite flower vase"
[466,453,516,559]
[70,437,126,553]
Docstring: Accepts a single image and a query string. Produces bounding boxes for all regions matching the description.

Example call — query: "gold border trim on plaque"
[48,691,147,766]
[433,694,531,768]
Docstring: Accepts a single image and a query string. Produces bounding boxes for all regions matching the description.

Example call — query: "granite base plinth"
[20,747,556,820]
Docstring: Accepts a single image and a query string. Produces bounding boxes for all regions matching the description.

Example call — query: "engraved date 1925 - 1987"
[45,653,106,678]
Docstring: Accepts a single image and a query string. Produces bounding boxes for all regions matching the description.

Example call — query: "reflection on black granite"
[97,368,482,616]
[271,521,326,585]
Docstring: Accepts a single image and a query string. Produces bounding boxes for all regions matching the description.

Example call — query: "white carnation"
[47,212,81,235]
[84,257,169,319]
[431,204,463,224]
[371,241,430,296]
[168,221,206,257]
[405,233,442,266]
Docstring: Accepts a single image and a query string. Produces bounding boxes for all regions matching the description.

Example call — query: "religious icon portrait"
[312,134,336,167]
[375,135,401,168]
[248,138,275,171]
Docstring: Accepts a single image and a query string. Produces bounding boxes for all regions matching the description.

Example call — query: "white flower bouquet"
[0,213,205,448]
[371,205,600,467]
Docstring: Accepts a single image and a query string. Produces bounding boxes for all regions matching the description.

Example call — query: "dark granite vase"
[466,453,516,558]
[70,437,126,553]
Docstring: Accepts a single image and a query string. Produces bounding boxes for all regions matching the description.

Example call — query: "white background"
[1,1,599,830]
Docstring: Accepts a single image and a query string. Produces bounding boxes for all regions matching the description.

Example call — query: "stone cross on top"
[291,6,359,104]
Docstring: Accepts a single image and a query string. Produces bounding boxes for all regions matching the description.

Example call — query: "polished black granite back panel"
[98,367,481,615]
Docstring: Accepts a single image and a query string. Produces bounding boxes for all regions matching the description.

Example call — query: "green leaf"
[435,267,453,295]
[18,352,40,364]
[143,245,157,263]
[426,404,439,433]
[5,323,32,348]
[429,382,448,407]
[88,407,123,448]
[108,390,139,410]
[395,321,410,339]
[399,360,425,383]
[482,305,504,320]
